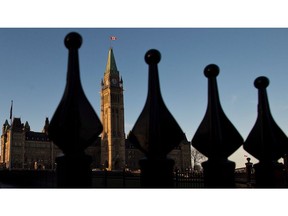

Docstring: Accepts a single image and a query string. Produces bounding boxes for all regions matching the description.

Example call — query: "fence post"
[122,168,126,188]
[104,169,107,187]
[48,32,103,188]
[175,169,179,187]
[192,64,243,188]
[128,49,185,188]
[245,157,253,187]
[243,76,288,188]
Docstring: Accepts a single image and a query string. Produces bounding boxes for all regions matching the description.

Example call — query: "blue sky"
[1,28,288,168]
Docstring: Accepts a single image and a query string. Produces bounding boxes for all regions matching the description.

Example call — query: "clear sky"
[1,28,288,168]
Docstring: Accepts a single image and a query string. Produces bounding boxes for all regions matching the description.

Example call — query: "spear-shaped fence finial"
[192,64,243,188]
[128,49,185,187]
[48,32,103,187]
[243,76,288,187]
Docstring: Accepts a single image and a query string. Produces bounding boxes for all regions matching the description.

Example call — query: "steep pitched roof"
[104,48,119,75]
[12,118,23,132]
[24,121,30,131]
[3,119,10,127]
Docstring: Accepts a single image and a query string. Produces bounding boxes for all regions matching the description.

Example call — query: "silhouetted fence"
[2,31,288,188]
[174,171,204,188]
[48,32,288,188]
[0,170,205,188]
[0,170,56,188]
[234,172,256,188]
[91,170,141,188]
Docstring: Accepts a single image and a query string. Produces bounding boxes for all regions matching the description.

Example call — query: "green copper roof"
[4,119,9,126]
[105,48,119,75]
[24,121,30,128]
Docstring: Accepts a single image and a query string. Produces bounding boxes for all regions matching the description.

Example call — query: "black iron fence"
[0,170,56,188]
[2,31,288,188]
[174,171,204,188]
[0,169,205,188]
[46,32,288,188]
[1,169,261,188]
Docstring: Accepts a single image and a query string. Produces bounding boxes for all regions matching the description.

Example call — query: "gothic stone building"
[125,138,192,172]
[0,48,192,172]
[100,48,192,171]
[0,118,61,170]
[0,118,101,170]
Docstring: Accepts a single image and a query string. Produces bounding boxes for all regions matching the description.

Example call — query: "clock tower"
[100,48,125,170]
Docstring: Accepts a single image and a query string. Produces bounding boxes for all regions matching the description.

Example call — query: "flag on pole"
[10,100,13,120]
[110,36,117,40]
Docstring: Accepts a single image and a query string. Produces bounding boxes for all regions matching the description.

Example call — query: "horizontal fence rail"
[0,170,206,188]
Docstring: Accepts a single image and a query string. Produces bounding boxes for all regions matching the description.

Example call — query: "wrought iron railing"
[43,32,288,188]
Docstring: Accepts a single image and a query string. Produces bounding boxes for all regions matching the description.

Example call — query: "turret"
[12,118,23,132]
[24,121,30,132]
[2,120,10,134]
[42,117,49,134]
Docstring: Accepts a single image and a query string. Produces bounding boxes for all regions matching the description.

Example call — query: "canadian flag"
[110,36,117,40]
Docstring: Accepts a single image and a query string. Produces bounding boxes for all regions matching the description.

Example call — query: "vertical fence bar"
[245,157,253,187]
[122,168,126,188]
[104,169,108,187]
[192,64,243,188]
[48,32,103,188]
[243,76,288,188]
[175,169,179,187]
[128,49,185,188]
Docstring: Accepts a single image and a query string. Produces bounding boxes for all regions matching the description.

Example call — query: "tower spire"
[105,48,119,75]
[101,47,125,171]
[42,117,50,134]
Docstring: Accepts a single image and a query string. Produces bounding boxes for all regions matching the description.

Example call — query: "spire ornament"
[128,49,185,187]
[243,76,288,187]
[192,64,243,187]
[49,32,102,155]
[48,32,103,187]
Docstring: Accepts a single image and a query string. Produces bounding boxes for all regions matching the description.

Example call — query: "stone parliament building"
[0,48,192,172]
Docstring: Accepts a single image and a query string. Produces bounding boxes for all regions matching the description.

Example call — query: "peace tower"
[100,48,125,170]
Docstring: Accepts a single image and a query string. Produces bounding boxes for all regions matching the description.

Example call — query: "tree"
[191,148,206,172]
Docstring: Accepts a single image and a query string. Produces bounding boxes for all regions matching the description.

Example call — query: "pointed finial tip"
[145,49,161,65]
[254,76,269,89]
[204,64,220,78]
[64,32,82,49]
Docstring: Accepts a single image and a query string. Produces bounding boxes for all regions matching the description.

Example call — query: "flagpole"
[9,100,13,170]
[109,36,117,49]
[10,100,13,125]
